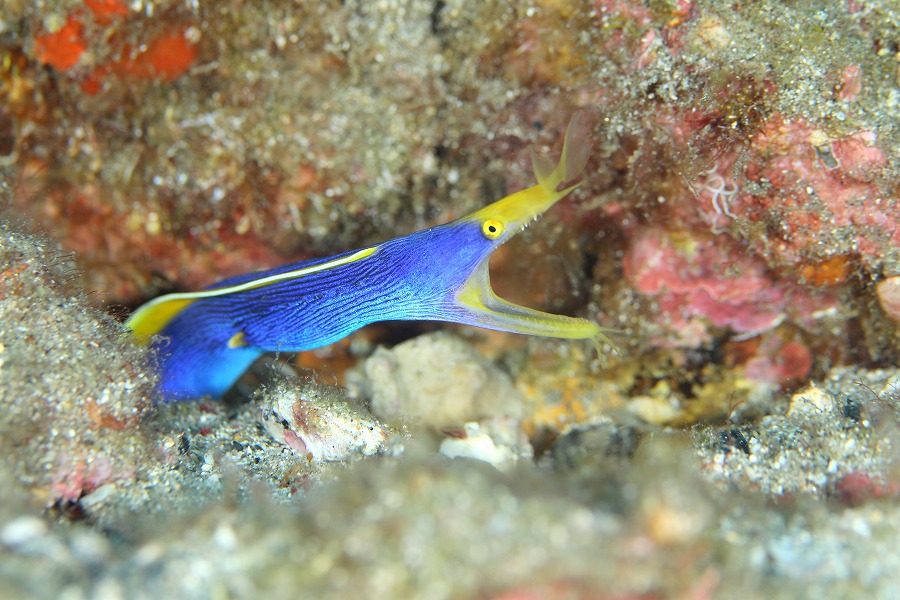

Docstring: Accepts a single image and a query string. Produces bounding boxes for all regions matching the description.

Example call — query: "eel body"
[127,113,614,399]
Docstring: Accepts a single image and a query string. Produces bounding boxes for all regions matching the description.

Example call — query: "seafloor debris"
[695,367,899,498]
[259,372,394,463]
[438,419,533,469]
[0,217,157,512]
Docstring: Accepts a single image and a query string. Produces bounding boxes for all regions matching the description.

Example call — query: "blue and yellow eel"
[127,113,616,400]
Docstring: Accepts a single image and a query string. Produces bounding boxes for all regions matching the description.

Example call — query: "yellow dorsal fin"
[530,111,591,194]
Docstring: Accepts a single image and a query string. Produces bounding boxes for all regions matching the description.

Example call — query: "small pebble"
[79,483,117,509]
[875,276,900,323]
[0,516,48,548]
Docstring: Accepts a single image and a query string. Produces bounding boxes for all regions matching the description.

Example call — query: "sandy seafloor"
[3,0,900,598]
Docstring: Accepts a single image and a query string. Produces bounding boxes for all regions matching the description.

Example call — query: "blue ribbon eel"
[126,113,616,400]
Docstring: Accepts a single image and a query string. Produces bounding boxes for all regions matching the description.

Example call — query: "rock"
[357,332,525,428]
[876,276,900,323]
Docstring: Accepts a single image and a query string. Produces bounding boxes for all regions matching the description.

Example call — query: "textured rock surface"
[357,332,526,427]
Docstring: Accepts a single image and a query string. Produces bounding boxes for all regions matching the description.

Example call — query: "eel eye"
[482,219,504,240]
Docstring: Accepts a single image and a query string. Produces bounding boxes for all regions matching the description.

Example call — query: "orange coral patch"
[799,255,853,286]
[34,2,195,91]
[79,27,198,94]
[34,14,86,71]
[117,30,198,82]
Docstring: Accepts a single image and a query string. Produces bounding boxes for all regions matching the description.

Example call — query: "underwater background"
[2,0,900,598]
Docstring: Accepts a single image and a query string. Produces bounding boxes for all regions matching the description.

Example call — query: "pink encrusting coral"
[742,118,895,270]
[743,339,814,387]
[624,227,828,341]
[606,83,892,385]
[621,226,835,386]
[50,455,131,505]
